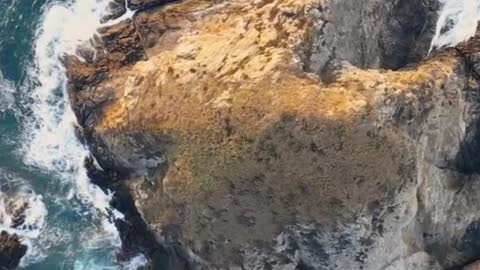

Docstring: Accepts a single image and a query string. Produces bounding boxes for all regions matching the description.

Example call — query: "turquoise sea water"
[0,1,138,269]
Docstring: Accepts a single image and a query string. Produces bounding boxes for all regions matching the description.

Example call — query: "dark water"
[0,1,140,269]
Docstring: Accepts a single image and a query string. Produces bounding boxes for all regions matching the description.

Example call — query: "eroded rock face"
[66,0,480,269]
[0,232,26,270]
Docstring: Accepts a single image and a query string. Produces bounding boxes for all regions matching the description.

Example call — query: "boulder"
[0,232,26,270]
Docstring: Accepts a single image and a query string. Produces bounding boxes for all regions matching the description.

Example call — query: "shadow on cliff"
[77,100,480,269]
[84,150,191,269]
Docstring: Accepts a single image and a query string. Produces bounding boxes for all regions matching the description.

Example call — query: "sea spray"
[430,0,480,52]
[0,170,47,266]
[22,0,119,229]
[16,0,142,267]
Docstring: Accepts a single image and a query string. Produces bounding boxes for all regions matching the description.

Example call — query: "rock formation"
[0,232,26,269]
[0,186,43,268]
[65,0,480,269]
[0,194,34,269]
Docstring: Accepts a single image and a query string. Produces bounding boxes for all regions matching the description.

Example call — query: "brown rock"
[101,0,127,23]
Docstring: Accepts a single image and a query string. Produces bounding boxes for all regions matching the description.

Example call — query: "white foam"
[23,0,133,214]
[0,170,48,266]
[0,194,46,238]
[430,0,480,52]
[70,251,147,270]
[0,71,15,114]
[19,0,134,264]
[106,1,135,26]
[121,253,148,270]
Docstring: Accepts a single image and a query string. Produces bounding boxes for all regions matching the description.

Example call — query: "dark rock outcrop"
[127,0,177,10]
[304,0,440,74]
[101,0,127,23]
[0,232,26,270]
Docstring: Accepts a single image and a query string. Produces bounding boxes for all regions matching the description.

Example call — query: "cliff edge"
[65,0,480,269]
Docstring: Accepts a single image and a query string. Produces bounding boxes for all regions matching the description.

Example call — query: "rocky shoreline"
[62,0,480,269]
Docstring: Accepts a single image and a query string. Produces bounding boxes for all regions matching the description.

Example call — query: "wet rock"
[0,232,27,270]
[127,0,176,10]
[101,0,127,23]
[64,18,147,92]
[97,19,147,66]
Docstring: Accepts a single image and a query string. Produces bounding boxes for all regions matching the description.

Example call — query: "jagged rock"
[101,0,127,23]
[66,0,480,269]
[65,18,147,80]
[127,0,176,10]
[0,232,26,270]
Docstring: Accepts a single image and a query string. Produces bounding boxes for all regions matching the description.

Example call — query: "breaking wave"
[0,0,144,268]
[0,72,15,115]
[430,0,480,51]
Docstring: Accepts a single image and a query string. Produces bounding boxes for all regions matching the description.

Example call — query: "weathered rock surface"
[66,0,480,269]
[0,232,26,270]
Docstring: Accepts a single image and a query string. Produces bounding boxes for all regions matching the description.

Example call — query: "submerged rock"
[127,0,177,10]
[0,232,26,270]
[65,0,480,269]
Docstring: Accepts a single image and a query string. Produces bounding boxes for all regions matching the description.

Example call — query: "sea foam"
[430,0,480,52]
[0,71,15,114]
[17,0,140,267]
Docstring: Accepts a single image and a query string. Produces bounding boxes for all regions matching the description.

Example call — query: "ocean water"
[0,0,144,269]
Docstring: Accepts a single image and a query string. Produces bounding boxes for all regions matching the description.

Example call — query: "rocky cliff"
[0,232,26,270]
[65,0,480,269]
